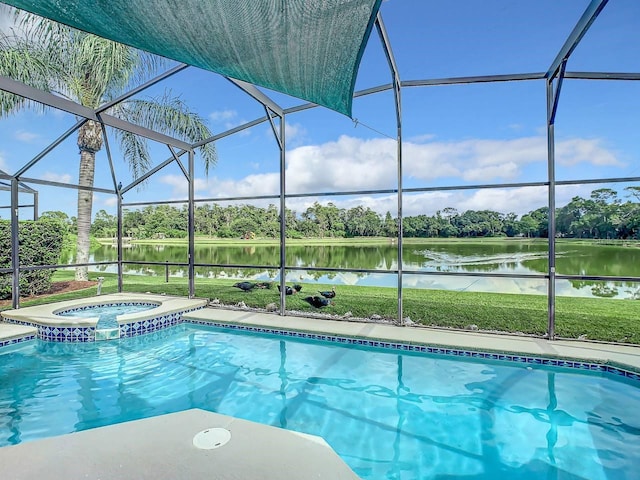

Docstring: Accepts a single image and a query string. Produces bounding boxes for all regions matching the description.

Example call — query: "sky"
[1,0,640,221]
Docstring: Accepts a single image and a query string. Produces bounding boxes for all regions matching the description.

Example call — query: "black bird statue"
[302,296,334,308]
[233,281,256,292]
[318,286,336,299]
[278,284,295,295]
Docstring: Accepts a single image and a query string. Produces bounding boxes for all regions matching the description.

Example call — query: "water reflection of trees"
[92,243,553,273]
[555,245,640,276]
[81,241,640,298]
[566,279,640,298]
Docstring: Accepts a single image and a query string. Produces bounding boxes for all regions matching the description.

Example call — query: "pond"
[66,240,640,299]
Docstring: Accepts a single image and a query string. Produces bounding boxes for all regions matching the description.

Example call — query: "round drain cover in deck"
[193,427,231,449]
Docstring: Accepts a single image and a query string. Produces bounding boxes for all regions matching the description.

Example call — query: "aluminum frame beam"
[549,59,567,125]
[278,114,287,315]
[546,0,609,79]
[193,116,269,147]
[188,150,195,297]
[226,77,284,117]
[376,13,404,326]
[278,69,640,118]
[14,120,85,177]
[265,107,283,150]
[564,71,640,80]
[0,75,191,150]
[16,176,114,194]
[97,64,190,113]
[546,80,557,340]
[120,150,187,195]
[168,145,189,179]
[10,178,19,308]
[0,169,37,193]
[100,124,119,193]
[117,193,124,293]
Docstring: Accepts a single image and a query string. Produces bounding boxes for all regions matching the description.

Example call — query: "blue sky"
[1,0,640,221]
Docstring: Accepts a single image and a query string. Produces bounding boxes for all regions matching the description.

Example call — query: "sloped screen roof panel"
[3,0,382,117]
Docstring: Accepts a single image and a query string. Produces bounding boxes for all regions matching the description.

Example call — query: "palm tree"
[0,9,216,281]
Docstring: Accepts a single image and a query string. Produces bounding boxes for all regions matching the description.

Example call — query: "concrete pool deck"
[0,409,359,480]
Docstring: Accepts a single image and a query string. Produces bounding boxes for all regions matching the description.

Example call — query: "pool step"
[95,328,120,341]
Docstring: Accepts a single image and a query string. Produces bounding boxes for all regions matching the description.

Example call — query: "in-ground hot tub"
[0,293,207,342]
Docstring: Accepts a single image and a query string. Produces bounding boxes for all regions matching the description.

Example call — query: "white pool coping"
[185,307,640,372]
[0,409,359,480]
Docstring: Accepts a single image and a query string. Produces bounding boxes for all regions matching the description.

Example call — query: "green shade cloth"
[3,0,382,117]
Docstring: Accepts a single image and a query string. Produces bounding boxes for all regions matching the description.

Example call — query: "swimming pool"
[1,324,639,479]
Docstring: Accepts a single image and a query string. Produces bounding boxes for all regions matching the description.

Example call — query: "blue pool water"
[1,325,639,479]
[58,303,157,329]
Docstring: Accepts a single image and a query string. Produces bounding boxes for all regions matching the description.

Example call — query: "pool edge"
[183,307,640,382]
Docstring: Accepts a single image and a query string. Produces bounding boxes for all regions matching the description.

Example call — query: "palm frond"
[15,8,72,47]
[118,130,151,181]
[0,32,58,116]
[112,91,217,173]
[4,8,167,108]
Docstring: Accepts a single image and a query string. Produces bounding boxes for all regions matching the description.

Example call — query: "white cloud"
[555,138,622,167]
[286,135,397,192]
[408,133,436,143]
[42,172,73,183]
[284,122,307,146]
[103,196,118,208]
[14,130,40,143]
[209,109,250,135]
[209,109,237,122]
[404,137,544,181]
[206,174,280,198]
[404,135,623,182]
[158,174,208,197]
[284,184,587,218]
[156,134,620,216]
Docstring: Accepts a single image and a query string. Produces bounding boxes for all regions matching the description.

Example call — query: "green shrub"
[0,218,66,299]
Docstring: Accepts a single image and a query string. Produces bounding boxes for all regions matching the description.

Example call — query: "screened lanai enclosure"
[1,0,639,343]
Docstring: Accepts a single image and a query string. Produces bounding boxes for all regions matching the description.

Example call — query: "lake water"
[71,240,640,299]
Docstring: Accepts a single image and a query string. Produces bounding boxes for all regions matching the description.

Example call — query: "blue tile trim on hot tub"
[40,325,96,342]
[186,319,640,384]
[119,306,204,338]
[4,318,97,342]
[119,311,181,338]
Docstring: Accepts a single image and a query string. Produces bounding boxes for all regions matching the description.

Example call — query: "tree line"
[42,187,640,240]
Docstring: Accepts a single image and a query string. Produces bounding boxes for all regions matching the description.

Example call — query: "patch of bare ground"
[0,280,97,308]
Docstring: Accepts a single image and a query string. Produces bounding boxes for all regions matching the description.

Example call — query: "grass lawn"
[4,270,639,345]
